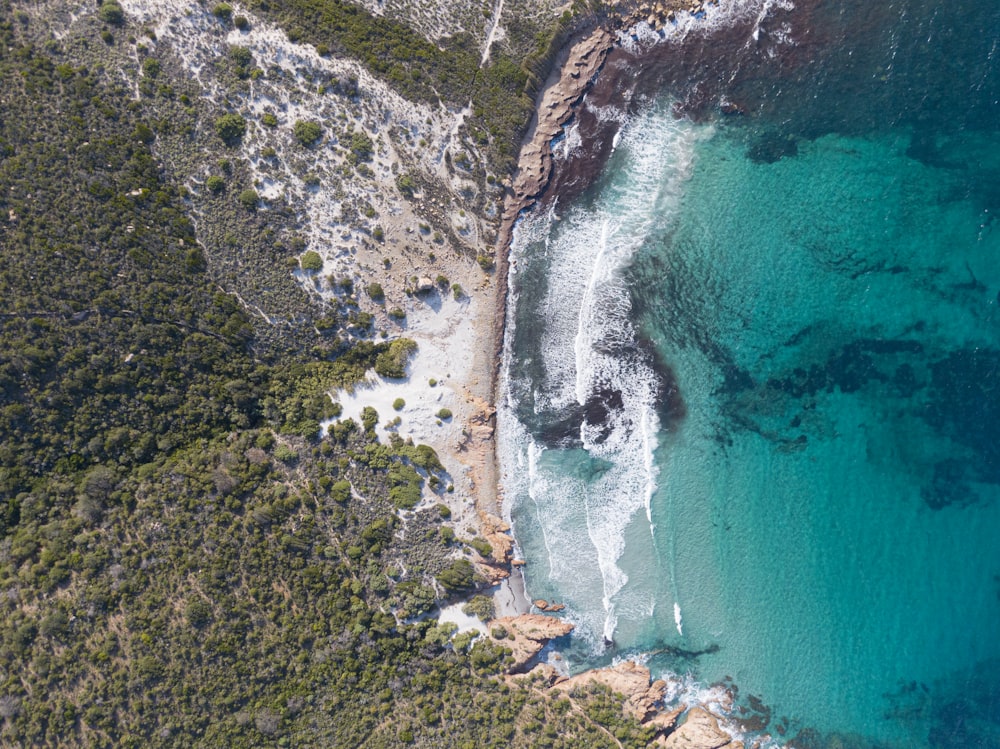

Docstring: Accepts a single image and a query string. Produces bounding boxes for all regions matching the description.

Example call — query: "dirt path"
[480,0,506,66]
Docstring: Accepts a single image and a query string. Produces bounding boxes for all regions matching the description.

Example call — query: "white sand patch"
[322,292,492,530]
[324,294,476,436]
[493,571,531,618]
[438,603,487,635]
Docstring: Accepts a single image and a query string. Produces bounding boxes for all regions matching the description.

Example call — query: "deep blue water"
[499,1,1000,747]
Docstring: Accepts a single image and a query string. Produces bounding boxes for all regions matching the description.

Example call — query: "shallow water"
[499,1,1000,746]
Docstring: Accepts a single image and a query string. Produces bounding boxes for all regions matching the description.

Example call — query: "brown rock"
[661,707,740,749]
[478,510,513,564]
[491,614,574,672]
[552,661,666,721]
[511,558,526,567]
[533,599,550,611]
[500,27,615,233]
[476,562,510,585]
[648,704,686,734]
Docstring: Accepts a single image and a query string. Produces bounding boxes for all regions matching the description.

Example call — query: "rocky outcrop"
[609,0,718,31]
[500,26,614,234]
[540,660,742,748]
[473,508,514,583]
[490,614,574,672]
[551,661,667,722]
[479,511,513,563]
[491,25,616,392]
[660,707,743,749]
[532,598,565,612]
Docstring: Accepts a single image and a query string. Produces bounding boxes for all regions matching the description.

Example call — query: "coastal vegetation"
[0,2,668,747]
[248,0,584,169]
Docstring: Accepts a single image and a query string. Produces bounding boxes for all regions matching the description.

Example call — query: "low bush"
[294,119,323,146]
[214,113,247,145]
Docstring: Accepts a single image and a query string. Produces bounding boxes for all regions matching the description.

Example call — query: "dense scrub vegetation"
[0,4,657,747]
[247,0,583,169]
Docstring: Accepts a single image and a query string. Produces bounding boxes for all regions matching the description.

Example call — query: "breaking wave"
[498,105,708,647]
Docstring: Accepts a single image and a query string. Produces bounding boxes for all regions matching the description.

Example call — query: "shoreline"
[479,19,618,619]
[489,20,616,415]
[484,0,720,615]
[478,3,761,746]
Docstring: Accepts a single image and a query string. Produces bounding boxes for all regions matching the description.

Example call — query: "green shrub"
[396,172,417,198]
[436,408,452,420]
[141,58,161,78]
[388,464,423,509]
[214,113,247,145]
[463,595,494,621]
[294,119,323,146]
[365,282,384,302]
[229,45,252,68]
[387,307,405,321]
[437,559,475,593]
[98,1,125,25]
[261,112,278,127]
[274,444,297,463]
[392,398,405,411]
[452,283,464,300]
[436,503,451,519]
[185,599,212,628]
[330,479,351,503]
[238,189,258,212]
[212,3,233,20]
[349,131,374,162]
[469,537,492,558]
[206,175,225,193]
[374,338,417,379]
[233,14,249,30]
[133,123,155,144]
[476,254,495,271]
[300,250,323,272]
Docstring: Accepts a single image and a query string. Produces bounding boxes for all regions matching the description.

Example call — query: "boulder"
[648,703,686,734]
[552,661,665,721]
[661,707,741,749]
[491,614,574,672]
[478,511,513,563]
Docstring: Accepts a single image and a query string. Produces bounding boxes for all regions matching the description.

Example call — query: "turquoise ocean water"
[499,1,1000,746]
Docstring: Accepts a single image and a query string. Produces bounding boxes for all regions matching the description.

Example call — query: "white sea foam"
[616,0,796,57]
[498,105,711,648]
[496,0,794,654]
[641,406,658,532]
